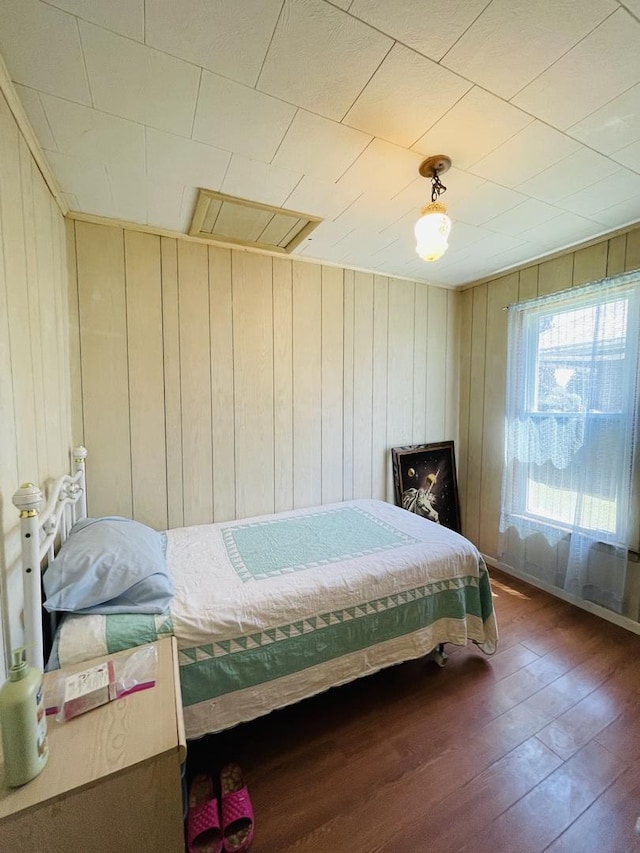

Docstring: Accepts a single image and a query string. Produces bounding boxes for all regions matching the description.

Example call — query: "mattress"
[53,499,498,738]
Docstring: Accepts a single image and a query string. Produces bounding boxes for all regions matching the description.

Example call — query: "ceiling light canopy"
[415,155,452,263]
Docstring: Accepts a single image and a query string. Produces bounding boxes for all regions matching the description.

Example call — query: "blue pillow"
[43,517,173,615]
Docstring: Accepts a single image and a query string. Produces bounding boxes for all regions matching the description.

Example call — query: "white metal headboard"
[11,446,88,672]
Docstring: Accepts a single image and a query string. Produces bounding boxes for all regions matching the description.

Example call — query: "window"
[500,272,640,613]
[518,291,636,537]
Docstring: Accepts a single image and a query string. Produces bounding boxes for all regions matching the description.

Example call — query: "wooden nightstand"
[0,636,186,852]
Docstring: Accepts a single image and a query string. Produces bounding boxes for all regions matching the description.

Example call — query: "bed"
[14,447,498,740]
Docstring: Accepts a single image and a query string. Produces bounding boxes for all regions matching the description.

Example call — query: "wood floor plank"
[186,568,640,853]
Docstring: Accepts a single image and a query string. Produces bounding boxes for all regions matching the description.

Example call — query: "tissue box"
[59,660,117,721]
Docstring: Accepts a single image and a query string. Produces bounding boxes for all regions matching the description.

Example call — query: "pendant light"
[414,155,452,262]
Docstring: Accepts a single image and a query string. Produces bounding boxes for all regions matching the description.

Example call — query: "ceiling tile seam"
[74,14,94,108]
[39,0,139,44]
[269,108,300,166]
[189,68,204,140]
[404,84,475,151]
[504,5,624,109]
[281,173,307,213]
[618,1,640,24]
[336,39,396,124]
[436,0,495,66]
[254,0,287,90]
[143,0,147,44]
[563,79,640,151]
[35,89,60,154]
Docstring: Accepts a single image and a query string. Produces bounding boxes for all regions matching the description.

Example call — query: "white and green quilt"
[54,500,498,738]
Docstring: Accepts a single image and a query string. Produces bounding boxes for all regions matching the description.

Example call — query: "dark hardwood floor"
[187,569,640,852]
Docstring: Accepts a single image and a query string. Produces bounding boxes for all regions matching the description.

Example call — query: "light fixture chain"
[431,172,447,204]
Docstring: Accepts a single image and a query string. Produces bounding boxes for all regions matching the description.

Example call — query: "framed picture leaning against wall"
[391,441,461,533]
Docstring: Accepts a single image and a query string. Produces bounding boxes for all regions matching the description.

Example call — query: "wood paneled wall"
[458,226,640,619]
[0,92,72,677]
[68,222,460,531]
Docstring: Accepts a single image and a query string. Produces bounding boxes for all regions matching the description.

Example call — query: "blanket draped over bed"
[52,500,498,738]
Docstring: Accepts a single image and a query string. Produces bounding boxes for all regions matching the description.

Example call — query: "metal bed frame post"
[12,482,45,672]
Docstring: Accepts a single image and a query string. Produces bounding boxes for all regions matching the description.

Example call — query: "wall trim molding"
[462,221,640,292]
[484,554,640,636]
[0,53,68,216]
[67,209,446,288]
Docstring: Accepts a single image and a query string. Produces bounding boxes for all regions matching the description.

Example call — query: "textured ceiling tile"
[80,21,200,136]
[470,121,580,187]
[193,71,296,163]
[44,149,110,206]
[44,0,144,40]
[412,87,534,169]
[343,44,471,147]
[0,0,91,103]
[106,170,148,223]
[568,83,640,154]
[556,168,640,216]
[333,190,415,233]
[484,198,564,236]
[221,155,302,207]
[512,10,640,130]
[272,110,371,182]
[589,192,640,226]
[518,211,603,248]
[611,139,640,173]
[336,138,423,197]
[449,182,526,226]
[283,175,361,220]
[40,94,145,172]
[145,0,282,86]
[440,0,616,99]
[349,0,493,62]
[14,85,57,151]
[146,181,187,231]
[146,128,231,191]
[257,0,392,120]
[516,147,621,203]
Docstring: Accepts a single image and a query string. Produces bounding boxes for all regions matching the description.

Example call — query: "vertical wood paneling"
[412,284,427,443]
[518,266,538,300]
[178,241,212,524]
[386,278,415,503]
[209,246,235,522]
[321,266,344,505]
[233,252,274,518]
[479,273,515,556]
[625,229,640,271]
[353,272,374,499]
[76,221,132,518]
[125,231,167,530]
[343,270,355,501]
[465,284,487,544]
[0,92,72,674]
[573,243,607,286]
[538,255,573,295]
[160,238,184,528]
[445,289,459,444]
[273,258,293,512]
[293,261,322,508]
[0,99,37,477]
[426,287,447,441]
[457,289,473,532]
[371,275,389,501]
[607,234,627,277]
[64,221,81,447]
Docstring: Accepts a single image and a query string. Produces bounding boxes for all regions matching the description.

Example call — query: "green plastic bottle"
[0,649,48,787]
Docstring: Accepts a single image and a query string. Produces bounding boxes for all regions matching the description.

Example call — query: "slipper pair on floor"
[187,763,255,853]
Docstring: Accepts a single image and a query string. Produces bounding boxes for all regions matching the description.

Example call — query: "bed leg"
[433,643,448,667]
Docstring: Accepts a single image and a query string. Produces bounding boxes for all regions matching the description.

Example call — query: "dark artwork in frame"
[391,441,461,533]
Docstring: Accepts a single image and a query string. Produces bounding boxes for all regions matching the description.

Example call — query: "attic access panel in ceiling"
[189,189,322,253]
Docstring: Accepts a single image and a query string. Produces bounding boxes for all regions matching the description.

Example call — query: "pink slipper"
[220,764,255,852]
[187,773,222,853]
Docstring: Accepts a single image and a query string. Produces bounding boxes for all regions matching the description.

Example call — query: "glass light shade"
[414,201,451,262]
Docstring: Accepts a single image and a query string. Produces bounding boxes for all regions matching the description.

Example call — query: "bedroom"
[1,0,640,850]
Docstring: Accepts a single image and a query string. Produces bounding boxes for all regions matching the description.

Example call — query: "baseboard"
[483,553,640,637]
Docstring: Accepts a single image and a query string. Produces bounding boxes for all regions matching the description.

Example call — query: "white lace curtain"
[499,271,640,614]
